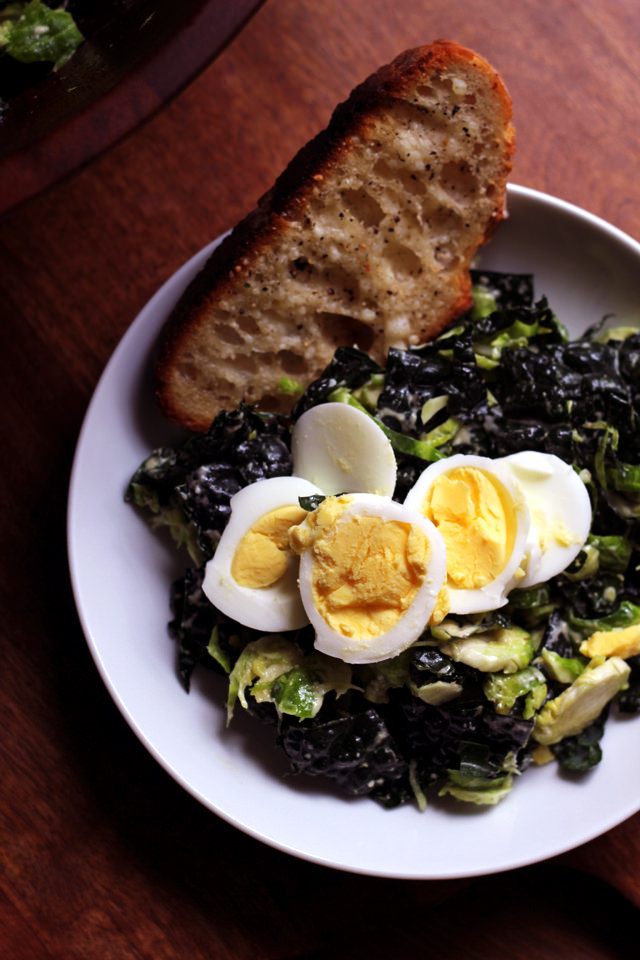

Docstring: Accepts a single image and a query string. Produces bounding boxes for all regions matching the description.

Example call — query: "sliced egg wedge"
[291,402,397,496]
[404,454,530,614]
[202,475,322,632]
[499,451,592,587]
[290,493,447,664]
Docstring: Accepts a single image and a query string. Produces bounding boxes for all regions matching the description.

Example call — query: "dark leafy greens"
[127,270,640,808]
[127,403,292,564]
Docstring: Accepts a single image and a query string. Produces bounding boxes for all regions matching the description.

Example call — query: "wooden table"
[1,1,639,956]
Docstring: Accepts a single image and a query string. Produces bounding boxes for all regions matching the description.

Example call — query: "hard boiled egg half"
[498,451,592,587]
[203,403,398,639]
[404,454,531,614]
[289,494,447,664]
[202,475,323,632]
[291,402,397,496]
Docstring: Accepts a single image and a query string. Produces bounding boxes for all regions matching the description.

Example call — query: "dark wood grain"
[1,1,639,956]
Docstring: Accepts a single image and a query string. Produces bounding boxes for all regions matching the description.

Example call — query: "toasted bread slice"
[155,40,514,431]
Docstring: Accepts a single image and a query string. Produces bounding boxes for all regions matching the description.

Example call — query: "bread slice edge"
[155,40,515,432]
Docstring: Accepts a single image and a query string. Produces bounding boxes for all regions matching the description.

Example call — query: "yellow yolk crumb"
[231,504,307,588]
[580,624,640,660]
[531,744,555,766]
[429,585,450,625]
[423,467,515,589]
[532,507,579,552]
[290,497,431,639]
[288,495,351,554]
[554,522,579,547]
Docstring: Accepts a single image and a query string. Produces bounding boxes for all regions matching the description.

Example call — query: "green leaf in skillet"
[2,1,84,70]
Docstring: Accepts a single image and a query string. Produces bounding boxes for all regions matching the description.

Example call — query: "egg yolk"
[291,498,431,639]
[580,624,640,660]
[423,467,516,589]
[288,494,350,553]
[231,505,307,588]
[429,585,450,625]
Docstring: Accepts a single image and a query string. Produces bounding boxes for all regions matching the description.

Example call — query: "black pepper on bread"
[155,40,515,432]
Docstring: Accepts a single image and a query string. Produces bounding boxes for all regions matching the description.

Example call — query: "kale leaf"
[291,346,383,418]
[550,711,608,771]
[127,403,292,559]
[277,705,409,802]
[169,565,267,691]
[469,269,535,311]
[377,330,487,437]
[387,694,534,790]
[617,656,640,713]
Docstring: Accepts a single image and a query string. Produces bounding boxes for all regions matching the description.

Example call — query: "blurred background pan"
[0,0,266,215]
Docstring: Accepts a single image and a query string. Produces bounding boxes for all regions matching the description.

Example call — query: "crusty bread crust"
[155,40,514,431]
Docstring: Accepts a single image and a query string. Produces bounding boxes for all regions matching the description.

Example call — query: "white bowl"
[67,185,640,879]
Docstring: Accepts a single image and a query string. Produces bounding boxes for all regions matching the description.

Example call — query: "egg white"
[291,402,397,496]
[297,493,447,664]
[499,451,592,587]
[202,475,322,632]
[403,454,531,614]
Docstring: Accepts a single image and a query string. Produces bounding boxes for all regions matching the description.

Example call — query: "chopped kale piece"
[175,463,243,557]
[617,656,640,713]
[127,402,292,558]
[470,269,535,311]
[169,566,263,691]
[409,647,472,690]
[550,711,607,771]
[278,706,408,798]
[291,346,382,418]
[540,610,579,660]
[387,694,534,789]
[556,572,628,622]
[234,434,292,484]
[377,330,487,437]
[126,446,189,509]
[169,567,218,691]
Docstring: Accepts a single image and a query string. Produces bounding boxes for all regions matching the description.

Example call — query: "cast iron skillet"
[0,0,265,215]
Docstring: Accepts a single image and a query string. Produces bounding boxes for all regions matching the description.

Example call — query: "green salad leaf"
[1,1,84,70]
[568,601,640,638]
[483,666,548,719]
[226,635,352,722]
